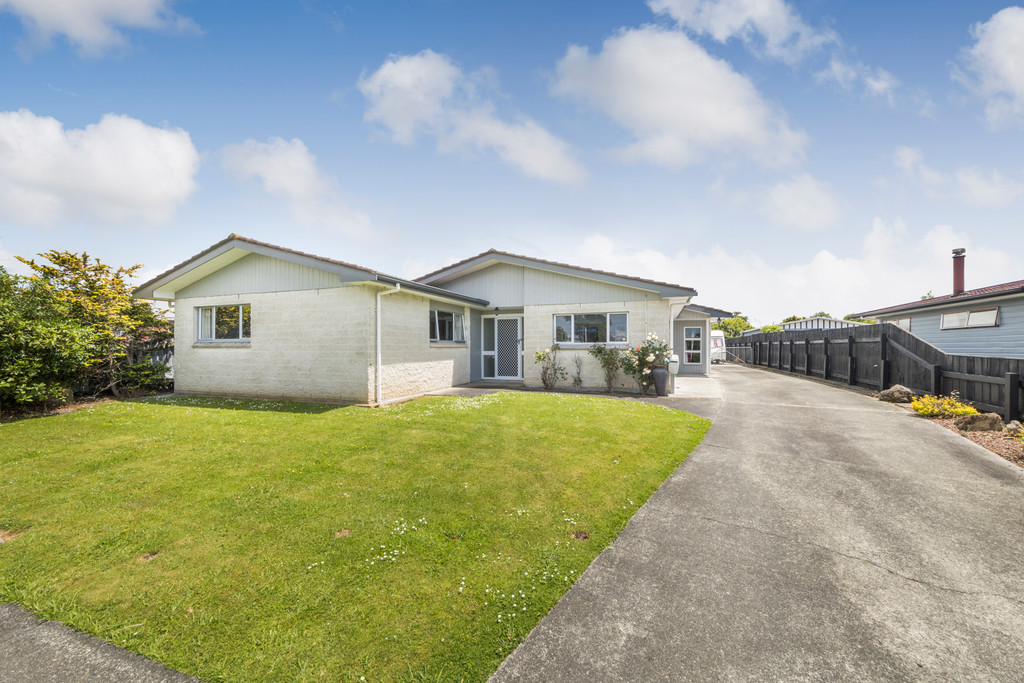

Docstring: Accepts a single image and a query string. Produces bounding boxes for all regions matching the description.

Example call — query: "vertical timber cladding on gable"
[440,261,652,307]
[175,253,345,298]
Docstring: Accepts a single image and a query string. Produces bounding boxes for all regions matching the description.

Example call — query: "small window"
[197,305,250,341]
[430,310,465,342]
[941,308,998,330]
[893,318,911,330]
[551,313,628,345]
[683,326,702,364]
[967,308,998,327]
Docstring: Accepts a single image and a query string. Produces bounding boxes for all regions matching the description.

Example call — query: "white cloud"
[0,0,197,56]
[574,220,1015,325]
[0,242,29,275]
[762,174,840,230]
[358,50,585,185]
[551,26,806,168]
[955,6,1024,127]
[953,166,1024,207]
[358,49,460,146]
[817,57,902,106]
[222,137,372,237]
[893,146,945,187]
[0,109,199,226]
[648,0,835,63]
[893,146,1024,207]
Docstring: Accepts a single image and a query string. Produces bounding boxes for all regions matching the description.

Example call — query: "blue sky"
[0,0,1020,324]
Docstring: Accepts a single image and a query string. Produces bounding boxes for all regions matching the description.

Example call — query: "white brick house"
[133,235,711,404]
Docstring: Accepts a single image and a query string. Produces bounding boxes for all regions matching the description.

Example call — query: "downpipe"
[375,283,401,405]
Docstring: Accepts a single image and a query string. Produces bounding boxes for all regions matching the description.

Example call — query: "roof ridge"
[416,247,696,293]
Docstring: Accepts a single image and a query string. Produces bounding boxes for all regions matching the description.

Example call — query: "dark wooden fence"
[725,323,1023,421]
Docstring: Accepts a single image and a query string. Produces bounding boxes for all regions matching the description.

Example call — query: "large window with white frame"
[940,308,998,330]
[197,304,251,341]
[553,313,628,344]
[429,310,465,343]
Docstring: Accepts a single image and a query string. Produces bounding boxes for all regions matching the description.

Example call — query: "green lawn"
[0,391,708,682]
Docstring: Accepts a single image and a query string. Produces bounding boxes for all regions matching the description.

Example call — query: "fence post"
[929,364,942,396]
[804,339,811,376]
[823,336,831,380]
[1007,373,1020,422]
[789,339,795,372]
[777,340,784,370]
[879,332,889,391]
[847,335,856,385]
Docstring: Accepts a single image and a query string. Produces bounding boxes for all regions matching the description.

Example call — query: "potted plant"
[621,333,673,396]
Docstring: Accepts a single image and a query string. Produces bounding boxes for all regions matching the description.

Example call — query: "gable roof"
[683,303,733,318]
[856,279,1024,318]
[132,234,489,307]
[416,249,697,299]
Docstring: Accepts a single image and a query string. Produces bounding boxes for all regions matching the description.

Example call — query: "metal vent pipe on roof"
[952,248,966,295]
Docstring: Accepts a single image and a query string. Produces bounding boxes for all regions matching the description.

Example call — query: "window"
[197,304,250,341]
[941,307,998,330]
[683,326,702,364]
[552,313,628,344]
[429,310,465,342]
[893,318,911,330]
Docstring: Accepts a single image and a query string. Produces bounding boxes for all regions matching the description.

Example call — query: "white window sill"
[429,341,467,348]
[193,341,251,348]
[554,342,630,348]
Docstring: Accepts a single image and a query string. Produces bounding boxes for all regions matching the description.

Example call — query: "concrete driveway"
[492,365,1024,681]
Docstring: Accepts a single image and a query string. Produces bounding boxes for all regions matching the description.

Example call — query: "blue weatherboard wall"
[884,295,1024,359]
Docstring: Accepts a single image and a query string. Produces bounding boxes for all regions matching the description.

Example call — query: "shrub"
[621,334,673,395]
[571,355,584,391]
[911,392,979,418]
[588,344,621,393]
[0,268,95,409]
[533,345,567,390]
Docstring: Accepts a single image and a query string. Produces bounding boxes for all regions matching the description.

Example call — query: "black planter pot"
[652,365,669,397]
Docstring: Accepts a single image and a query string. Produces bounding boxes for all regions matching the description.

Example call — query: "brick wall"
[174,287,375,402]
[521,299,672,392]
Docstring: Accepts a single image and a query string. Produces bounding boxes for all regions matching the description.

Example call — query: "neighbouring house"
[740,317,866,336]
[855,249,1024,359]
[133,235,712,404]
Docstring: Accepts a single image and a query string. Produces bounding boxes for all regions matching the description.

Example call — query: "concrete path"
[492,365,1024,681]
[0,603,197,682]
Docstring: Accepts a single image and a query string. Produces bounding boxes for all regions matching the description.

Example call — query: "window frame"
[940,307,999,330]
[552,312,629,345]
[196,304,251,342]
[682,326,702,365]
[429,309,466,343]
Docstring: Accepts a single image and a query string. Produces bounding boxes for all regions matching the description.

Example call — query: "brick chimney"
[952,248,966,295]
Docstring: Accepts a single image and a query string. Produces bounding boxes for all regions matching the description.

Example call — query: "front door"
[493,317,522,379]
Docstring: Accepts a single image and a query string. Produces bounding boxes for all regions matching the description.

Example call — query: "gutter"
[375,282,402,405]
